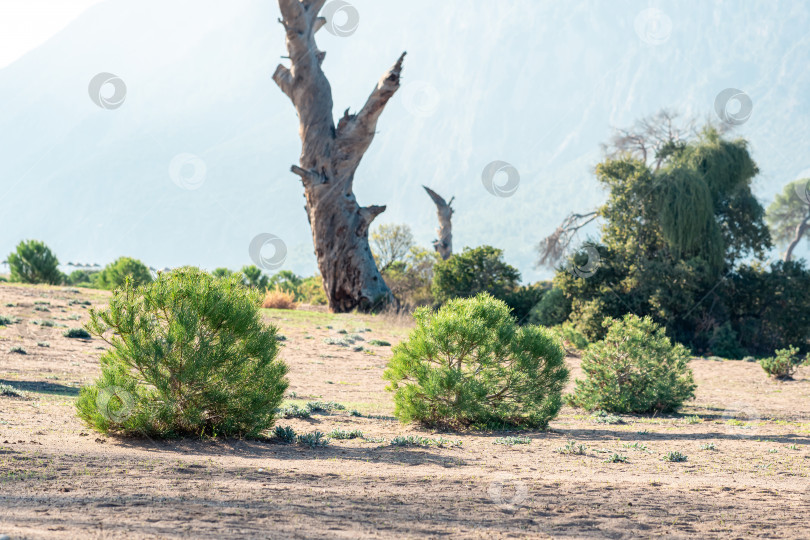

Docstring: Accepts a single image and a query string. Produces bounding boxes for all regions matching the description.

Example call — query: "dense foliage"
[76,267,288,437]
[95,256,153,290]
[569,314,696,414]
[550,127,810,356]
[7,240,62,285]
[384,294,569,428]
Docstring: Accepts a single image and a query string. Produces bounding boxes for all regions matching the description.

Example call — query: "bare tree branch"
[536,211,598,268]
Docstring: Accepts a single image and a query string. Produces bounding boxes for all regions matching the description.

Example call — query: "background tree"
[548,125,778,355]
[7,240,62,285]
[423,186,453,260]
[766,178,810,262]
[370,224,415,273]
[432,246,520,304]
[240,265,269,290]
[95,257,153,290]
[273,0,404,312]
[379,246,441,309]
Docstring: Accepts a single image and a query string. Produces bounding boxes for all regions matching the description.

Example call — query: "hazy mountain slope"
[1,0,808,281]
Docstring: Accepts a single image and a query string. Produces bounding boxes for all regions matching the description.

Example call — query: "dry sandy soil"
[1,282,809,539]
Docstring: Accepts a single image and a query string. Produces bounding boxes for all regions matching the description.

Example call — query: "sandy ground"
[1,282,809,539]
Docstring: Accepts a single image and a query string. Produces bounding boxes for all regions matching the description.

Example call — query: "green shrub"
[305,401,345,413]
[75,267,288,437]
[431,246,520,304]
[63,328,91,339]
[384,293,569,429]
[0,382,26,398]
[662,451,688,462]
[0,315,18,326]
[296,431,329,447]
[7,240,62,285]
[274,425,296,443]
[277,404,311,419]
[94,257,153,290]
[9,346,27,354]
[556,440,586,455]
[529,287,571,327]
[759,346,808,380]
[329,428,364,440]
[66,269,100,287]
[550,322,589,352]
[569,314,696,414]
[368,339,391,347]
[493,436,531,446]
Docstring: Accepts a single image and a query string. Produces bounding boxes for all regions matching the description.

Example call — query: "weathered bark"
[783,208,810,262]
[273,0,404,312]
[423,186,453,260]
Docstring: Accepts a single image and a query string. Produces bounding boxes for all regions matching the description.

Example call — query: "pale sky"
[0,0,105,69]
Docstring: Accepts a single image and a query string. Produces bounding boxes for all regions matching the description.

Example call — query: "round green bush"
[76,267,289,437]
[384,293,569,429]
[7,240,62,285]
[95,256,153,290]
[569,314,696,413]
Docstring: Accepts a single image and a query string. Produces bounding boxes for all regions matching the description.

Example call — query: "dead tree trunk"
[273,0,404,312]
[784,208,810,262]
[423,186,453,260]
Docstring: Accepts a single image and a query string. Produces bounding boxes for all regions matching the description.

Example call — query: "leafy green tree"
[720,260,810,355]
[766,178,810,262]
[550,127,773,353]
[7,240,62,284]
[95,257,153,290]
[267,270,303,296]
[432,246,521,304]
[240,265,269,290]
[384,294,568,428]
[381,246,441,308]
[569,314,696,413]
[66,269,99,287]
[370,223,415,273]
[212,267,233,278]
[76,267,288,436]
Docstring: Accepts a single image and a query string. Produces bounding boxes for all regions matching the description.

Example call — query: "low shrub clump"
[384,293,569,429]
[759,346,808,380]
[63,328,91,339]
[262,287,297,310]
[569,314,696,414]
[0,382,27,398]
[75,267,289,437]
